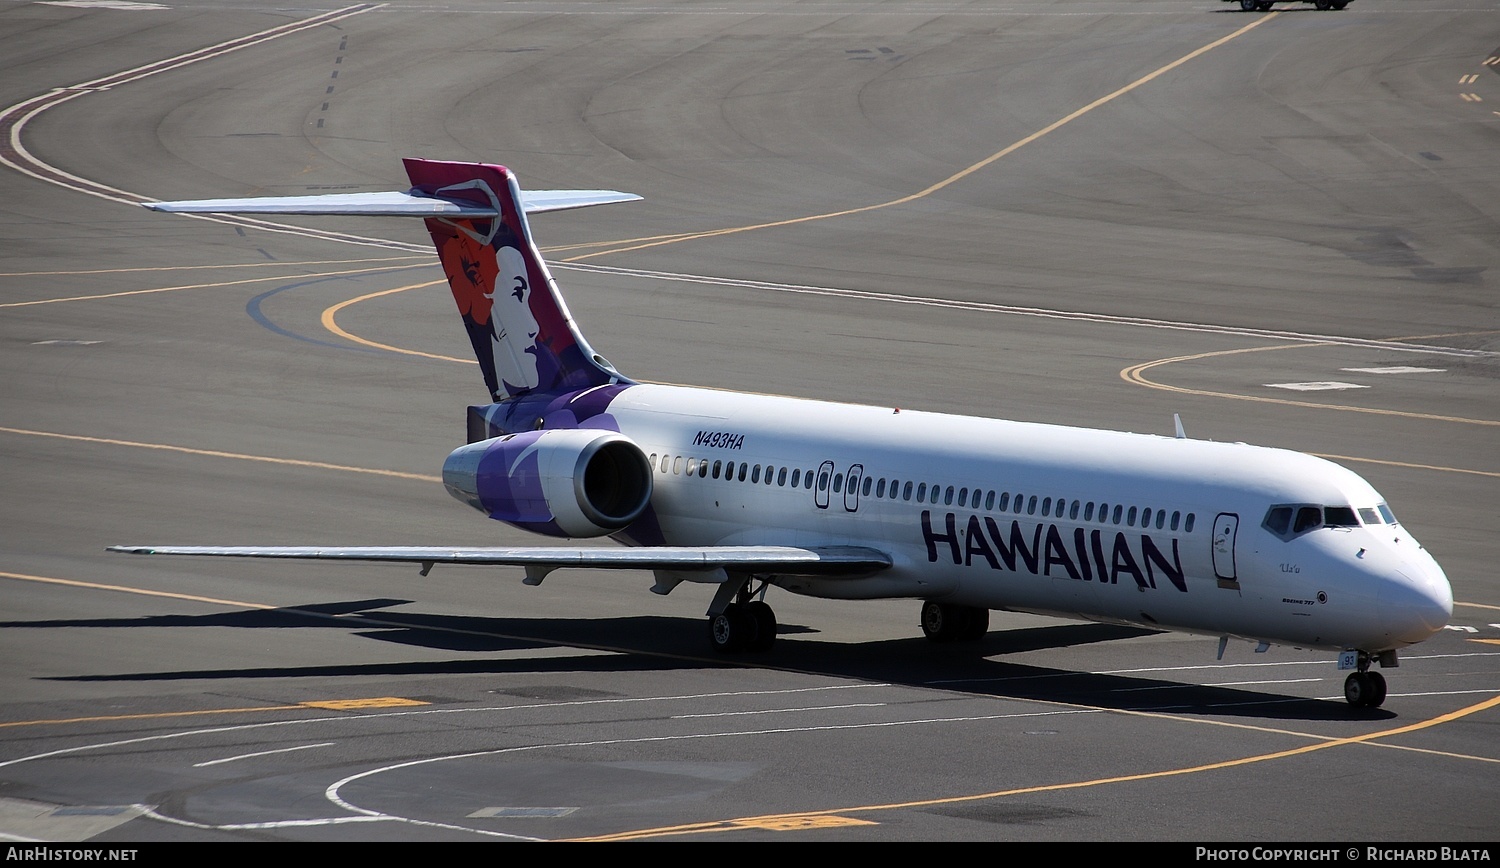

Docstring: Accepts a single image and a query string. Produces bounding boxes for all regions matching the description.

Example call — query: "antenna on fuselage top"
[1173,414,1186,439]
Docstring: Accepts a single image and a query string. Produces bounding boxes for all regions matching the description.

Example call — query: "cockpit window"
[1324,506,1359,527]
[1264,503,1364,541]
[1293,506,1323,534]
[1358,507,1380,525]
[1263,506,1293,536]
[1377,503,1399,525]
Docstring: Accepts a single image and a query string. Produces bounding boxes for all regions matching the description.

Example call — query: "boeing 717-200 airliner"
[111,158,1453,708]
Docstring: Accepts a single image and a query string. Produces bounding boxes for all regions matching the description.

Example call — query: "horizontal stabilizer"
[107,544,891,576]
[142,188,640,217]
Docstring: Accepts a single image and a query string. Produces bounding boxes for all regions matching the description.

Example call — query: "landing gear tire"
[1240,0,1258,8]
[709,605,752,653]
[921,601,988,642]
[708,600,777,653]
[1315,1,1332,9]
[1331,0,1347,8]
[745,600,777,652]
[1344,671,1388,708]
[960,606,989,640]
[1365,670,1387,707]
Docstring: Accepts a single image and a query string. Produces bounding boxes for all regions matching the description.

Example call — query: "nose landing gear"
[1342,650,1389,708]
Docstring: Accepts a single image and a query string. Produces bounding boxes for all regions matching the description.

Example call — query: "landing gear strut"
[1342,651,1388,708]
[920,601,990,642]
[707,579,776,653]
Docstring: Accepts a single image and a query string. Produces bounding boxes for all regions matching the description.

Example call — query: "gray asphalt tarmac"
[1,0,1496,843]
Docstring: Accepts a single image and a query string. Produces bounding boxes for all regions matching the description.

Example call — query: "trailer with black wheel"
[1229,0,1349,10]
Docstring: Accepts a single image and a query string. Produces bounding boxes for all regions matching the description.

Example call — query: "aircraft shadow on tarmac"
[11,597,1391,721]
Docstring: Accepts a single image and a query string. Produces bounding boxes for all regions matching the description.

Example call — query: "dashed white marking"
[1340,366,1445,375]
[1265,382,1370,392]
[468,807,577,818]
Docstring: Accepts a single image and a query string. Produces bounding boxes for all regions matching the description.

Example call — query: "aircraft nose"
[1382,559,1453,646]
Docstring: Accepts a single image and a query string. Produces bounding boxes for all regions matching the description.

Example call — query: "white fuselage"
[584,384,1452,653]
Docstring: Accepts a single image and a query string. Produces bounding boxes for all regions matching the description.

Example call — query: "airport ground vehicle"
[1232,0,1349,10]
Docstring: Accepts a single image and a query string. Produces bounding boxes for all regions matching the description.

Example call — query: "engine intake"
[442,428,652,537]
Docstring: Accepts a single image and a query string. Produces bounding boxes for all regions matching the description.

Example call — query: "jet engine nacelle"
[442,428,653,538]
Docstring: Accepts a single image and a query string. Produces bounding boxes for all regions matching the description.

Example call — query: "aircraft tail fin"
[145,159,640,402]
[402,159,630,402]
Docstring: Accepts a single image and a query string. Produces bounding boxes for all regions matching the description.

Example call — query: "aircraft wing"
[142,188,641,217]
[106,544,891,581]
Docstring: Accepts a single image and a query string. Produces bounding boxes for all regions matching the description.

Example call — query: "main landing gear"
[707,579,777,653]
[920,601,990,642]
[1343,650,1389,708]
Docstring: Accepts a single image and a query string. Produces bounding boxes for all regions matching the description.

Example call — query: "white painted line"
[468,807,578,818]
[193,741,336,767]
[1111,678,1322,693]
[1204,679,1323,687]
[671,703,886,719]
[41,1,168,8]
[1341,366,1445,374]
[562,263,1495,359]
[1265,382,1370,391]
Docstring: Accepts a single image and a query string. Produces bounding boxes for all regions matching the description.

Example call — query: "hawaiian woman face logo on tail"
[436,223,545,401]
[488,245,541,394]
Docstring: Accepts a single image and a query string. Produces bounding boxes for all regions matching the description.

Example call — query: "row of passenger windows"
[647,452,1197,533]
[1262,502,1398,541]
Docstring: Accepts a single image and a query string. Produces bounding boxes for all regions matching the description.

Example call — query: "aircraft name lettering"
[920,510,1186,592]
[693,430,745,449]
